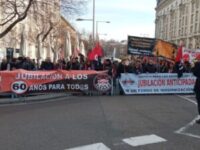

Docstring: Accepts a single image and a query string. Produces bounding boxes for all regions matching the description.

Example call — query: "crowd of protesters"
[0,55,193,77]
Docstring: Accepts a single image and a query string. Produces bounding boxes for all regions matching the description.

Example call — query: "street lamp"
[98,33,108,36]
[76,18,94,46]
[96,21,110,40]
[76,19,110,41]
[76,18,93,21]
[76,0,95,45]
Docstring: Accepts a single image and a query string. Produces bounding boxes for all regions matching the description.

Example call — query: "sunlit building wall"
[0,0,76,62]
[155,0,200,49]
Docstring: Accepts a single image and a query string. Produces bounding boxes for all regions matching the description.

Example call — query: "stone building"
[155,0,200,49]
[0,0,77,62]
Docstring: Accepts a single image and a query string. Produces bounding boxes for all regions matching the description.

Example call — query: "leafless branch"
[0,0,34,38]
[42,21,54,42]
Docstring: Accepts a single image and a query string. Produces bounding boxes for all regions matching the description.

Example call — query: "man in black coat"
[192,59,200,124]
[0,58,8,70]
[40,57,54,70]
[116,57,133,95]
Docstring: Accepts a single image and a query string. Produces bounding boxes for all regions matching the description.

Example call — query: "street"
[0,95,199,150]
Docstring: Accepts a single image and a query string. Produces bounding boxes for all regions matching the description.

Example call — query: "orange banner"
[0,69,112,94]
[154,40,177,60]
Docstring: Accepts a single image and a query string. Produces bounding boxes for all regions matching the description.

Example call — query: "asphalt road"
[0,95,199,150]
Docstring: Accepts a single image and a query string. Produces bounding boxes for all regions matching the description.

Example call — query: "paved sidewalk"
[0,93,70,105]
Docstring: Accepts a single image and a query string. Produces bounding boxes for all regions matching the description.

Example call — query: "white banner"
[119,73,196,95]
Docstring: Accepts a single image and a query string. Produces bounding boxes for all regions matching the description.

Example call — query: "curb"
[0,93,71,105]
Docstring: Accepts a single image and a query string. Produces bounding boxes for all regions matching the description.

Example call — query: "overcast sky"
[73,0,156,41]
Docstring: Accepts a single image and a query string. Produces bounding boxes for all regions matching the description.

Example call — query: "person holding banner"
[192,55,200,124]
[117,57,133,95]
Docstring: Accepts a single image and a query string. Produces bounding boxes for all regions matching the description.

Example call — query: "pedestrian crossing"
[64,134,167,150]
[123,134,167,147]
[65,143,110,150]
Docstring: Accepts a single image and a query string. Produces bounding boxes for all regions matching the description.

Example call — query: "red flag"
[87,42,103,61]
[87,50,95,61]
[183,53,189,62]
[175,46,183,62]
[93,42,103,57]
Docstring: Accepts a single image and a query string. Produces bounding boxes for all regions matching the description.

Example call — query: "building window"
[191,14,194,24]
[190,26,193,33]
[186,6,189,13]
[192,2,195,10]
[185,27,187,35]
[195,24,197,33]
[195,11,199,21]
[185,16,188,25]
[196,1,199,9]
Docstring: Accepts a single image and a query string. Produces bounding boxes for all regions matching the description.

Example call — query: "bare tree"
[0,0,34,38]
[49,30,63,63]
[101,40,127,57]
[27,0,87,65]
[0,0,88,39]
[61,0,88,18]
[47,19,72,63]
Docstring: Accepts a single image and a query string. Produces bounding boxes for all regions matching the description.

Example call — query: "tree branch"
[42,21,53,42]
[0,0,34,38]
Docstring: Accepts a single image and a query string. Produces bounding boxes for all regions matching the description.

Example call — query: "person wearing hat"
[192,54,200,124]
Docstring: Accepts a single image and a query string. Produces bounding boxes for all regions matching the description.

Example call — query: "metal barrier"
[0,77,118,104]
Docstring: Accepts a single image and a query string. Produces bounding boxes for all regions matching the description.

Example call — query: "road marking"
[175,115,199,133]
[175,95,200,139]
[122,134,167,147]
[178,132,200,139]
[0,95,72,107]
[65,143,111,150]
[177,95,197,105]
[185,95,195,98]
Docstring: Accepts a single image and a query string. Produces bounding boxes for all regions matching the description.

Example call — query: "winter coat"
[40,61,54,70]
[117,63,133,77]
[192,61,200,93]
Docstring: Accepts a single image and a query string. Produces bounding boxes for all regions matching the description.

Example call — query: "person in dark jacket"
[133,60,143,74]
[40,57,54,70]
[192,58,200,124]
[117,58,133,78]
[0,58,8,70]
[93,56,103,71]
[22,57,35,70]
[146,60,157,73]
[103,59,112,76]
[183,61,192,73]
[66,57,80,70]
[174,61,184,78]
[117,57,133,95]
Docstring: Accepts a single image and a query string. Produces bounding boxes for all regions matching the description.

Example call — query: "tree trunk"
[51,47,57,64]
[36,36,42,69]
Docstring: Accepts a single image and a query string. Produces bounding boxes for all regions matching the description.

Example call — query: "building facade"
[0,0,77,62]
[155,0,200,49]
